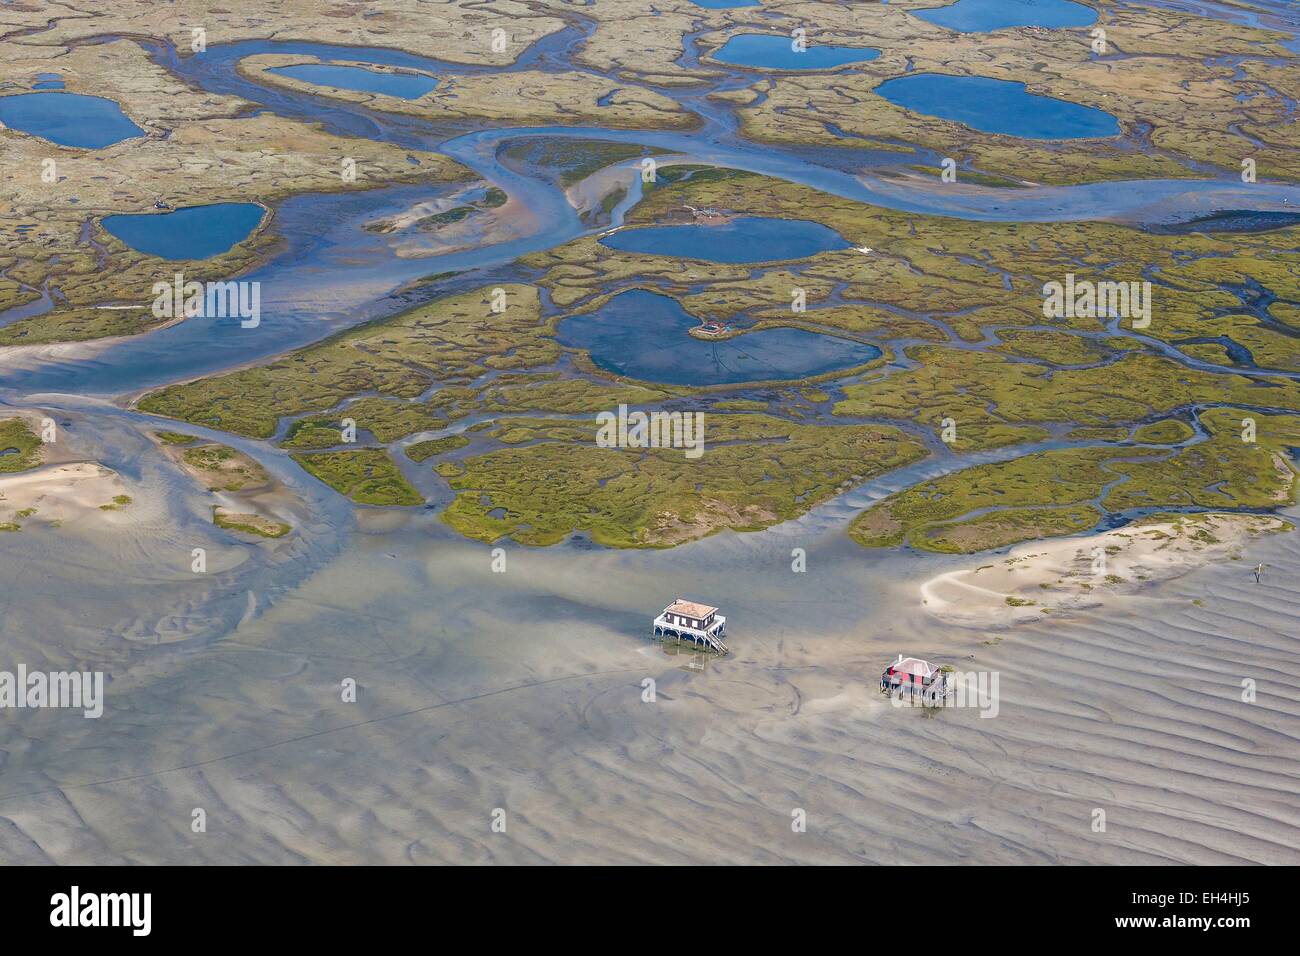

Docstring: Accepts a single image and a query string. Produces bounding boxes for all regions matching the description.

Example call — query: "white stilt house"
[653,599,728,654]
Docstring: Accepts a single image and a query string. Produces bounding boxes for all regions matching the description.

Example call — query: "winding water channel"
[4,1,1300,866]
[3,1,1300,505]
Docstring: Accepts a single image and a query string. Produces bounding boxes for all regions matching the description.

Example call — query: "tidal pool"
[601,216,849,263]
[913,0,1097,32]
[555,289,881,386]
[268,63,438,99]
[0,92,143,148]
[874,74,1120,139]
[101,203,265,260]
[711,34,881,70]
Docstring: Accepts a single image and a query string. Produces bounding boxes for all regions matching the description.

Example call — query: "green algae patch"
[292,449,422,506]
[439,414,927,548]
[406,435,470,463]
[0,418,43,473]
[213,507,290,539]
[153,430,198,446]
[501,138,668,187]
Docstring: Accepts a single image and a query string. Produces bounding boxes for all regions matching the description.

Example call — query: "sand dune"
[921,513,1290,628]
[0,461,128,526]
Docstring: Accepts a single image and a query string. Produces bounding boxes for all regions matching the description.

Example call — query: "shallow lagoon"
[875,74,1120,139]
[0,91,143,148]
[556,289,881,386]
[101,203,265,260]
[601,216,849,263]
[269,63,438,100]
[711,34,881,70]
[913,0,1097,32]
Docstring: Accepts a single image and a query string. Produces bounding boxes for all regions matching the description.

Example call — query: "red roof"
[887,657,938,678]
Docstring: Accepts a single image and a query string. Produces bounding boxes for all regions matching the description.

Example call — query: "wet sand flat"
[0,436,1296,863]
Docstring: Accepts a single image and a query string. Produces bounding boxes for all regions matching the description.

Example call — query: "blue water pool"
[913,0,1097,32]
[601,216,849,263]
[268,63,438,99]
[711,34,881,70]
[689,0,759,6]
[874,73,1120,138]
[101,203,265,260]
[556,289,881,386]
[0,92,143,148]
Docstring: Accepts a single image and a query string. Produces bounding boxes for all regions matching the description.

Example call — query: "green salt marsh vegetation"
[153,430,198,446]
[438,415,928,547]
[851,407,1300,553]
[1132,420,1196,445]
[180,443,270,492]
[291,449,421,506]
[0,418,43,473]
[849,447,1165,553]
[213,508,291,539]
[834,349,1300,446]
[138,285,558,439]
[135,168,1300,549]
[1102,408,1300,512]
[405,435,470,462]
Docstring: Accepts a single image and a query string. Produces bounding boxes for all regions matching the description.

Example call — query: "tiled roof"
[665,599,718,619]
